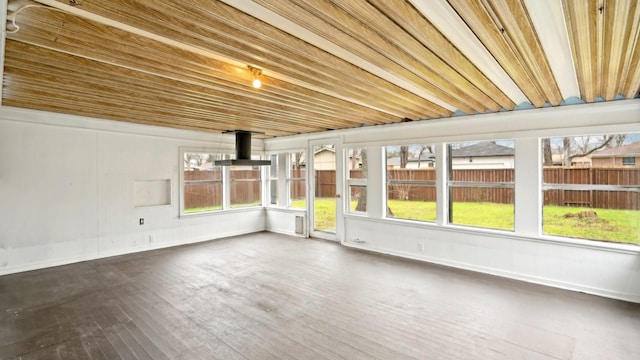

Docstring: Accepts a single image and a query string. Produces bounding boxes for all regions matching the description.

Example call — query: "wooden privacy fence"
[185,168,639,210]
[184,170,260,208]
[543,167,639,209]
[317,168,639,210]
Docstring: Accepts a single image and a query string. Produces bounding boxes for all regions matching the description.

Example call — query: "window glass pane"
[542,134,639,244]
[289,179,306,208]
[387,183,436,221]
[184,182,222,213]
[230,159,261,208]
[449,141,515,230]
[183,152,222,213]
[289,152,306,208]
[386,145,436,222]
[346,148,367,214]
[347,148,366,178]
[450,187,514,230]
[349,186,366,212]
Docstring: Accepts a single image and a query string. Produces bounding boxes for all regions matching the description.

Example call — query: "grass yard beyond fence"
[306,198,639,245]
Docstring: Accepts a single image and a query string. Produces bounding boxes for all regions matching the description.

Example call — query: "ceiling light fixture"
[248,65,262,88]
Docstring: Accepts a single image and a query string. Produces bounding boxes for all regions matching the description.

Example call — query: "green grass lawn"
[309,198,336,231]
[185,205,222,213]
[185,200,261,213]
[543,206,639,244]
[191,198,638,244]
[390,200,515,230]
[305,198,639,245]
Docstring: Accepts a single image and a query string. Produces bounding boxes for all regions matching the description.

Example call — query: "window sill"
[265,206,306,213]
[344,215,639,255]
[180,206,264,219]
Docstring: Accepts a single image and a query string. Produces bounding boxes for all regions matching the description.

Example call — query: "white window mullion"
[222,161,231,210]
[435,143,448,226]
[515,138,542,236]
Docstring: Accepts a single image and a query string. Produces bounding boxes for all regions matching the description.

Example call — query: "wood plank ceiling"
[2,0,639,138]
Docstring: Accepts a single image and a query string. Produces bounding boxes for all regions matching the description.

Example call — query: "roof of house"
[590,141,640,157]
[452,142,514,157]
[314,147,335,155]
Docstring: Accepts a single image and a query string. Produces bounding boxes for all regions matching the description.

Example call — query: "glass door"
[309,139,343,241]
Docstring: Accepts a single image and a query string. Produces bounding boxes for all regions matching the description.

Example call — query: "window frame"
[180,149,225,217]
[345,147,367,214]
[286,151,307,209]
[228,155,264,209]
[622,157,636,166]
[384,144,438,223]
[446,141,516,231]
[268,154,278,206]
[540,134,639,245]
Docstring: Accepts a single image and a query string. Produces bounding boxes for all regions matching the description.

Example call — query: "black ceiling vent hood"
[215,131,271,166]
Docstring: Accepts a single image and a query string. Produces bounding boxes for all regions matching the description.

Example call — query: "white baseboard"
[0,227,264,277]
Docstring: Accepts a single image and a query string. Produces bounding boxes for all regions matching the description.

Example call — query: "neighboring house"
[314,147,337,170]
[313,147,361,170]
[551,154,592,167]
[590,141,640,167]
[451,142,514,169]
[386,142,514,169]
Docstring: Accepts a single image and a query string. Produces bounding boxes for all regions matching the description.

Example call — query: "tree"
[292,152,304,169]
[561,135,618,166]
[542,139,553,166]
[184,153,206,170]
[416,145,433,168]
[400,146,409,168]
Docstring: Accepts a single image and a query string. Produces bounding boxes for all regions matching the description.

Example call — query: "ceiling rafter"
[1,0,637,137]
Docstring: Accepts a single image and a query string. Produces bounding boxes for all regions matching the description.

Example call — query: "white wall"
[0,107,265,275]
[266,100,640,302]
[343,217,640,301]
[2,101,639,303]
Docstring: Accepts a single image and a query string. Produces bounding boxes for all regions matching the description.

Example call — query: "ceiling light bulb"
[248,65,263,89]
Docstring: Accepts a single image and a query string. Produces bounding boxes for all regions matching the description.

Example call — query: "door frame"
[308,138,344,242]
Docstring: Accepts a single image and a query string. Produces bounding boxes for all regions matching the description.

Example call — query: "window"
[346,148,367,213]
[269,154,278,205]
[622,157,636,166]
[385,144,436,222]
[182,151,222,214]
[448,141,515,230]
[288,152,306,208]
[230,155,262,208]
[542,134,639,244]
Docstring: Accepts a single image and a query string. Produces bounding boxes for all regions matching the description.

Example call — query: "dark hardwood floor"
[0,232,638,359]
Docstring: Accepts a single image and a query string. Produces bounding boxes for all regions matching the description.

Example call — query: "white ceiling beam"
[524,0,580,100]
[410,0,529,106]
[220,0,457,112]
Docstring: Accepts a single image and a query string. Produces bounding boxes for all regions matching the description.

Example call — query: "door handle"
[335,194,341,198]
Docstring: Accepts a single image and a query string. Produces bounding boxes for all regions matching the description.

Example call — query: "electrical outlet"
[419,242,424,251]
[139,218,144,225]
[149,235,154,242]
